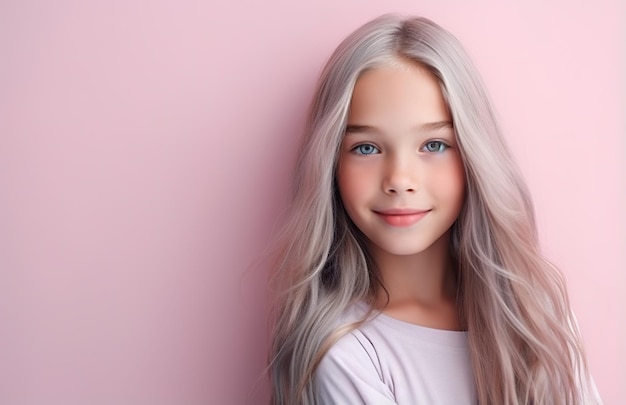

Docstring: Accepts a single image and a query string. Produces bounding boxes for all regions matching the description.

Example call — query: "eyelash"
[350,141,450,155]
[421,140,449,153]
[352,143,380,155]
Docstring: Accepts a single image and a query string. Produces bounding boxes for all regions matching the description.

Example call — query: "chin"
[372,241,434,257]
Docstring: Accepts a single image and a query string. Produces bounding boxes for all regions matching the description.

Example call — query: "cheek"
[336,164,361,208]
[449,159,466,204]
[427,157,466,203]
[336,159,379,212]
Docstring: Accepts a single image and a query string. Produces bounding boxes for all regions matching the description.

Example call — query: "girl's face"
[336,62,465,259]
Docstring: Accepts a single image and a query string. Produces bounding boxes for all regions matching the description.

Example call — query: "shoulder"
[317,305,384,381]
[318,329,383,380]
[315,321,397,404]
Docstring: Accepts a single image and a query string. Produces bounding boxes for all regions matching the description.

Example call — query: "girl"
[269,14,601,404]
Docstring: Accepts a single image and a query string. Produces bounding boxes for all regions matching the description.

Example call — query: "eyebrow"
[345,120,453,135]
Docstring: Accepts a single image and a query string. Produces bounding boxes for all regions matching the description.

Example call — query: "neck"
[372,231,461,330]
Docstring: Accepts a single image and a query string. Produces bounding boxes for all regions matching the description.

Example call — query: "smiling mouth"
[374,209,431,227]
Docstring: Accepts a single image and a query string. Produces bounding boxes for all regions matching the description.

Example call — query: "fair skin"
[336,61,466,331]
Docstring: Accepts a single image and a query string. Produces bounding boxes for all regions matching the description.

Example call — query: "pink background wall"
[1,1,622,404]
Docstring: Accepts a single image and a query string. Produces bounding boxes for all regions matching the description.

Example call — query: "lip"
[373,208,431,227]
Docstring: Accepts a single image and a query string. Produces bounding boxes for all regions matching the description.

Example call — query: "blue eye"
[422,141,448,153]
[353,143,380,155]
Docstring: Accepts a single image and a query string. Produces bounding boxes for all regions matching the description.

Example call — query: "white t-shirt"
[315,303,477,404]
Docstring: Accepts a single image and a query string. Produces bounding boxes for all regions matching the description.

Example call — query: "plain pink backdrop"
[0,1,622,404]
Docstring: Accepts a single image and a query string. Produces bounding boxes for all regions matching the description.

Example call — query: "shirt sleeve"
[314,332,397,405]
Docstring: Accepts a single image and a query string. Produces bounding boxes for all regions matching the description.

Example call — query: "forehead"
[348,62,450,125]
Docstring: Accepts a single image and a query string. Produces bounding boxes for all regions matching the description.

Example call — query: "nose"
[382,154,418,195]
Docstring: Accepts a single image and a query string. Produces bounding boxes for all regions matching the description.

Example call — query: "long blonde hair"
[269,14,598,404]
